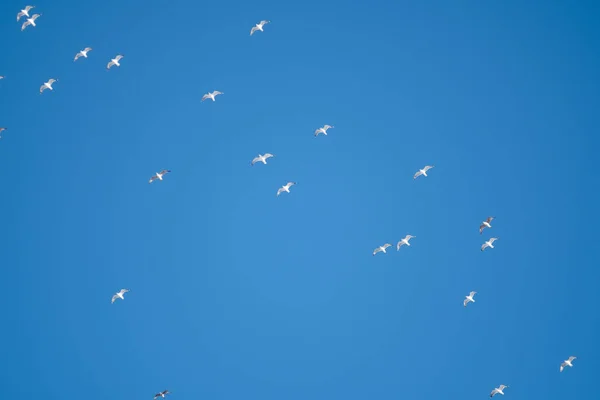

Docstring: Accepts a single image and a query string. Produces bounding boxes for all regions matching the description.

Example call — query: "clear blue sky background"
[1,0,599,398]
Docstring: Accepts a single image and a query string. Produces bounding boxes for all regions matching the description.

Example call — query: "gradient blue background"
[1,0,599,399]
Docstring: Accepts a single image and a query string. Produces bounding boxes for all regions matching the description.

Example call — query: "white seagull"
[480,216,495,234]
[74,47,92,61]
[201,91,224,102]
[413,165,434,179]
[490,385,508,398]
[17,5,35,21]
[314,124,334,137]
[39,78,57,94]
[481,237,498,252]
[373,243,392,256]
[560,356,576,372]
[0,76,4,80]
[0,127,7,139]
[154,390,171,400]
[250,20,270,35]
[21,13,41,31]
[106,54,124,70]
[464,291,476,307]
[277,182,296,196]
[251,153,274,166]
[397,235,416,250]
[111,289,130,304]
[149,170,171,184]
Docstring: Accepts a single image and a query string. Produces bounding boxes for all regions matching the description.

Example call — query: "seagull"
[111,289,130,304]
[490,385,508,398]
[464,291,476,307]
[74,47,92,61]
[0,76,4,80]
[251,153,274,166]
[21,13,41,31]
[39,78,57,94]
[0,128,7,139]
[480,216,495,234]
[314,125,334,137]
[481,237,498,252]
[397,235,416,250]
[413,165,434,179]
[373,243,392,256]
[201,91,223,102]
[106,54,124,70]
[154,390,171,400]
[149,170,171,184]
[277,182,296,196]
[17,5,35,21]
[560,356,576,372]
[250,20,270,35]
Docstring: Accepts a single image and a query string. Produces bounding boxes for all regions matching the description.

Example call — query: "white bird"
[481,237,498,252]
[17,5,34,21]
[154,390,171,400]
[39,78,57,94]
[149,169,171,184]
[396,235,416,250]
[373,243,392,256]
[251,153,274,166]
[74,47,92,61]
[201,91,224,102]
[250,20,270,35]
[560,356,576,372]
[413,165,434,179]
[21,13,41,31]
[314,124,334,137]
[0,76,4,80]
[480,216,495,234]
[464,291,476,307]
[106,54,124,70]
[0,127,7,139]
[277,182,296,196]
[490,385,508,398]
[111,289,130,304]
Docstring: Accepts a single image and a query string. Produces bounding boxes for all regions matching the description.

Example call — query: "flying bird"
[373,243,392,256]
[154,390,171,400]
[39,78,57,94]
[202,91,223,102]
[413,165,434,179]
[21,13,41,31]
[464,291,476,307]
[74,47,92,61]
[314,124,334,137]
[560,356,576,372]
[106,54,124,70]
[149,170,171,184]
[490,385,508,398]
[0,76,4,80]
[111,289,130,304]
[481,237,498,252]
[251,153,274,166]
[0,128,7,139]
[250,20,270,35]
[480,216,495,234]
[277,182,296,196]
[17,5,34,21]
[397,235,416,250]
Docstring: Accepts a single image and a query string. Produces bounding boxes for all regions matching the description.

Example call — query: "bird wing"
[39,84,47,93]
[119,289,129,295]
[201,94,210,101]
[470,291,476,297]
[560,362,566,371]
[250,26,258,35]
[17,11,25,21]
[314,128,322,135]
[84,47,92,52]
[499,385,507,390]
[48,79,56,84]
[111,294,118,303]
[463,298,469,307]
[31,14,40,21]
[26,6,34,12]
[159,169,171,175]
[479,224,486,234]
[251,156,260,165]
[213,91,223,96]
[287,182,296,187]
[481,243,488,251]
[423,165,434,171]
[490,390,496,397]
[324,124,333,129]
[115,55,123,61]
[149,175,157,183]
[264,153,274,159]
[74,53,81,61]
[276,187,284,196]
[383,243,391,249]
[413,170,423,179]
[0,128,6,132]
[568,356,576,362]
[21,20,31,30]
[489,238,498,244]
[397,241,405,250]
[260,20,270,25]
[106,61,115,69]
[373,247,382,255]
[486,216,494,223]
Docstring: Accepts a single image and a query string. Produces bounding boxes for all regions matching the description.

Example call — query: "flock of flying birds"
[4,4,580,399]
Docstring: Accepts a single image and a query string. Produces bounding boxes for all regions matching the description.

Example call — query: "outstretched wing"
[251,156,261,165]
[486,216,494,223]
[413,170,423,179]
[115,54,124,61]
[423,165,434,172]
[106,61,115,69]
[373,247,382,255]
[74,53,82,61]
[84,47,92,52]
[250,26,258,35]
[201,93,210,101]
[463,298,469,307]
[276,187,284,196]
[159,169,171,176]
[481,243,488,251]
[568,356,576,362]
[111,294,118,303]
[469,291,476,297]
[21,20,31,30]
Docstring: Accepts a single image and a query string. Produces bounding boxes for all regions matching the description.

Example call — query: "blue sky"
[1,0,599,399]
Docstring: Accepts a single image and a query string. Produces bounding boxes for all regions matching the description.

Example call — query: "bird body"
[464,291,477,307]
[413,165,434,179]
[149,170,171,184]
[480,216,495,234]
[202,91,223,102]
[111,289,130,304]
[314,124,334,137]
[21,13,41,31]
[154,390,171,400]
[40,78,57,94]
[74,47,92,61]
[481,237,498,251]
[560,356,576,372]
[490,385,508,398]
[373,243,392,255]
[250,20,270,35]
[17,5,34,21]
[277,181,296,196]
[397,234,416,250]
[251,153,274,165]
[107,54,124,70]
